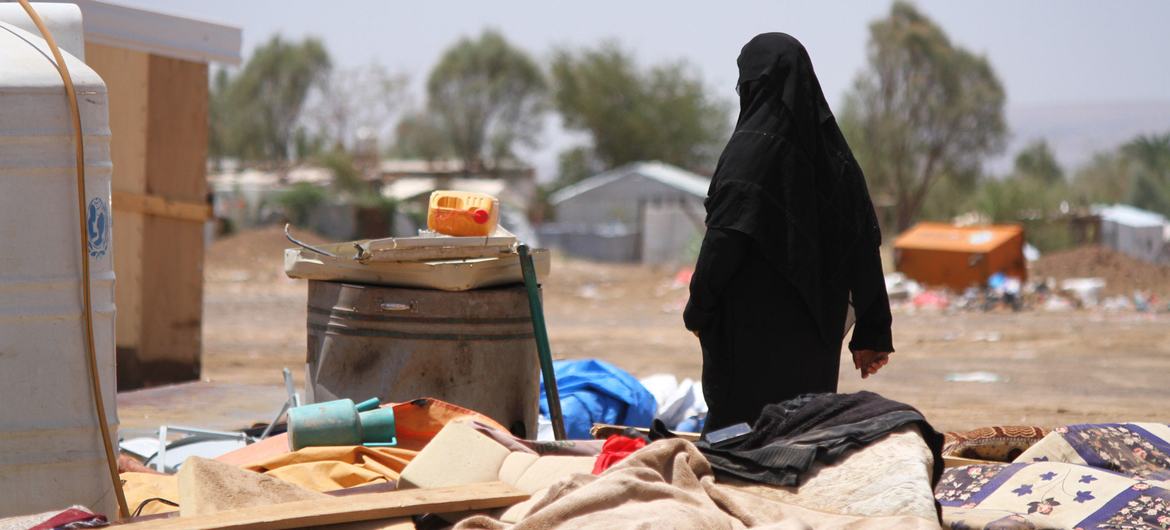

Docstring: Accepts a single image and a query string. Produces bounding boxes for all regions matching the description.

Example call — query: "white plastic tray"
[284,248,550,291]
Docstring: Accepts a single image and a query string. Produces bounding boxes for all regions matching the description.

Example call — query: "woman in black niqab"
[684,33,893,434]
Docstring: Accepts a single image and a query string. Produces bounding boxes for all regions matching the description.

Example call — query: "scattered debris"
[1060,277,1107,306]
[1042,296,1075,312]
[945,372,1005,384]
[911,290,950,311]
[971,331,1002,343]
[639,374,707,432]
[576,284,603,300]
[1032,245,1170,299]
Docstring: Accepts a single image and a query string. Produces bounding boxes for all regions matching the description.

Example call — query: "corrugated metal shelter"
[894,223,1026,291]
[540,162,709,265]
[1094,204,1170,264]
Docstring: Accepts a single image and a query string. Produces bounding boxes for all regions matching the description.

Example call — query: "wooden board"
[117,482,527,530]
[114,191,212,223]
[943,456,998,469]
[83,43,149,354]
[317,519,415,530]
[138,53,208,384]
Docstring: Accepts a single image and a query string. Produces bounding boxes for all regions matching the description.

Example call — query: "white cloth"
[639,374,707,430]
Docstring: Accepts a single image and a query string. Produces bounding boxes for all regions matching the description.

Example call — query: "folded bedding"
[939,422,1170,529]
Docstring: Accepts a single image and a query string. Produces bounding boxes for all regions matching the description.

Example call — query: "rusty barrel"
[306,280,540,437]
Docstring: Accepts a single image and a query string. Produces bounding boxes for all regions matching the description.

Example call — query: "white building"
[541,161,710,265]
[1093,204,1170,264]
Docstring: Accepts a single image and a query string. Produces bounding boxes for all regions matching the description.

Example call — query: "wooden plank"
[317,519,416,530]
[83,43,149,354]
[118,482,527,530]
[138,53,208,382]
[943,456,998,469]
[113,191,212,222]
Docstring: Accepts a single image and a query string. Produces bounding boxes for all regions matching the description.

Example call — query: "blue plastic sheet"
[676,415,705,433]
[539,359,657,439]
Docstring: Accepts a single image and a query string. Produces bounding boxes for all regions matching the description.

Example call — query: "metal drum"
[306,281,540,437]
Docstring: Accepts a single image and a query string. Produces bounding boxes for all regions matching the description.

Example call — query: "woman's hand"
[851,350,890,379]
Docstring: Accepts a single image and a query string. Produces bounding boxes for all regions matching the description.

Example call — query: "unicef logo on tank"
[86,197,109,258]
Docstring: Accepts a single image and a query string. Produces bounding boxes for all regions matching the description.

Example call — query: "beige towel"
[454,439,940,529]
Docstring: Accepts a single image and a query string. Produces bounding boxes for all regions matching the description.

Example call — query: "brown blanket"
[455,439,939,529]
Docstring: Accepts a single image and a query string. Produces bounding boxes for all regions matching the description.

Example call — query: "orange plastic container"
[426,191,500,237]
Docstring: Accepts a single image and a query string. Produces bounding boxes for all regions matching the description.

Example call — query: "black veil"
[704,32,882,344]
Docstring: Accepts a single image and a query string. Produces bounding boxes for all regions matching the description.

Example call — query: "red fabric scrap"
[29,507,106,529]
[592,434,648,475]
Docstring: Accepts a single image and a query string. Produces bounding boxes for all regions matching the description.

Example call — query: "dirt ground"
[1032,245,1170,298]
[199,228,1170,433]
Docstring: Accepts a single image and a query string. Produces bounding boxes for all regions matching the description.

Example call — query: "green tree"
[1014,140,1063,184]
[550,42,730,183]
[1122,133,1170,216]
[918,165,980,221]
[554,146,601,189]
[303,64,409,154]
[1070,133,1170,215]
[426,30,546,172]
[208,68,233,168]
[970,177,1048,223]
[210,35,332,165]
[276,182,328,226]
[972,139,1067,223]
[840,1,1007,232]
[316,149,364,194]
[964,140,1074,251]
[1071,152,1132,206]
[390,111,452,161]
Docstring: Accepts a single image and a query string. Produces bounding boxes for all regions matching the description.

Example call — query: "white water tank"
[0,11,119,518]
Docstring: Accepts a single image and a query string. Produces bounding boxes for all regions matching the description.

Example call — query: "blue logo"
[87,197,109,257]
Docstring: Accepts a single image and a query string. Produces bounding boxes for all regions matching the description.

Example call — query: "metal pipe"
[517,245,566,440]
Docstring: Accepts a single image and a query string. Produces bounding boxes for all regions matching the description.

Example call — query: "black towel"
[696,391,945,488]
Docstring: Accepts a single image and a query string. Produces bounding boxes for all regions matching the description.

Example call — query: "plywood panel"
[118,482,526,530]
[83,43,148,352]
[138,53,208,384]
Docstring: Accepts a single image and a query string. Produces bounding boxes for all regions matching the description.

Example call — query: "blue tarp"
[539,359,657,440]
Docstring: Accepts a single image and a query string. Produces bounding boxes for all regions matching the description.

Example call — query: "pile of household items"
[15,391,1170,529]
[8,191,1168,529]
[36,390,955,529]
[885,272,1169,314]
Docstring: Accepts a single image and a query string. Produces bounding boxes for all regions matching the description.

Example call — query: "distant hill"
[989,100,1170,175]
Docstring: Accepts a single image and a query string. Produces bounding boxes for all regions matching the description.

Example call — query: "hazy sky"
[118,0,1170,176]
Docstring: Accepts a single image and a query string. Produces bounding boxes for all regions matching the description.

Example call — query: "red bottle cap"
[471,208,489,224]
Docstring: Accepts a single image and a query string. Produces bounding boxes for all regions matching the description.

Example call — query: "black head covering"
[705,32,881,344]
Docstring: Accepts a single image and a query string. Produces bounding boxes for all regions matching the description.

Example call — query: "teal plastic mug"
[288,399,362,450]
[359,407,397,446]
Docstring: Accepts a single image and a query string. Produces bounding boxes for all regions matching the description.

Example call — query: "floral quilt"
[938,423,1170,529]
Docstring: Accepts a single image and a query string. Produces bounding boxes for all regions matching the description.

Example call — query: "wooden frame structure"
[63,0,242,389]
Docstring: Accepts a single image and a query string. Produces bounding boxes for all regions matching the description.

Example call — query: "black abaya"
[685,33,893,434]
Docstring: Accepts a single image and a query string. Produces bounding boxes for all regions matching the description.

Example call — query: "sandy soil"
[1032,245,1170,298]
[199,228,1170,433]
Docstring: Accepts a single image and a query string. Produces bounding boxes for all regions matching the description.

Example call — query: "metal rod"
[284,223,337,258]
[517,245,567,440]
[283,367,301,408]
[156,426,168,473]
[259,402,289,441]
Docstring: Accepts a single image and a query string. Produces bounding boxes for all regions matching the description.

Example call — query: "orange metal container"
[427,191,500,237]
[893,222,1026,291]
